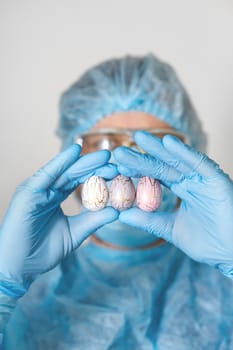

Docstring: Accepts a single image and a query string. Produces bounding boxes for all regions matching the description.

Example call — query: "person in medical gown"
[0,54,233,349]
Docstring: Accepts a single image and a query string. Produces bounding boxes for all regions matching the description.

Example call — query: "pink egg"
[136,176,162,212]
[109,175,136,210]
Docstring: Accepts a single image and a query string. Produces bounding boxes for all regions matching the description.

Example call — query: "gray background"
[0,0,233,219]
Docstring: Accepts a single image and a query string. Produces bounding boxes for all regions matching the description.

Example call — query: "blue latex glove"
[113,131,233,278]
[0,145,119,299]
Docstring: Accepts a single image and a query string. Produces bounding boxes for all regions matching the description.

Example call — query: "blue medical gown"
[4,239,233,349]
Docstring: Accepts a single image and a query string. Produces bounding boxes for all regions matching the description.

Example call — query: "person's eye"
[92,141,104,148]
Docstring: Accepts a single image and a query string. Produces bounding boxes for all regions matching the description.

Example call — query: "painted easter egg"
[109,175,136,210]
[82,175,109,211]
[136,176,162,212]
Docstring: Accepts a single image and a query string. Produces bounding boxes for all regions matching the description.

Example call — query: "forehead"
[91,111,172,130]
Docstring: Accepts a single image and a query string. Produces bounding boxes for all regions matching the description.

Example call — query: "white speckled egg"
[136,176,162,212]
[82,176,109,211]
[109,175,136,210]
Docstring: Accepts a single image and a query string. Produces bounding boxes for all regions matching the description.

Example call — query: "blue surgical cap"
[57,54,207,151]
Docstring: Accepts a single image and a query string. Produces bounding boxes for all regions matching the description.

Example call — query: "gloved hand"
[0,145,119,299]
[113,131,233,278]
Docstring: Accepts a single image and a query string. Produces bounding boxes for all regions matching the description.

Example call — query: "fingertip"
[134,130,151,142]
[101,206,120,221]
[97,149,111,162]
[107,163,119,171]
[57,144,82,163]
[95,163,119,180]
[73,143,82,152]
[119,208,152,231]
[106,164,120,178]
[118,209,130,221]
[80,206,119,225]
[81,149,111,165]
[119,207,141,223]
[112,146,129,160]
[163,134,183,148]
[66,143,82,156]
[117,165,134,177]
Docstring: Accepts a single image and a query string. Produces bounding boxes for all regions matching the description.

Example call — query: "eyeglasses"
[75,128,188,154]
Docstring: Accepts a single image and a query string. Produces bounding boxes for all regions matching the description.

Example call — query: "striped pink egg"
[136,176,162,212]
[109,175,136,210]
